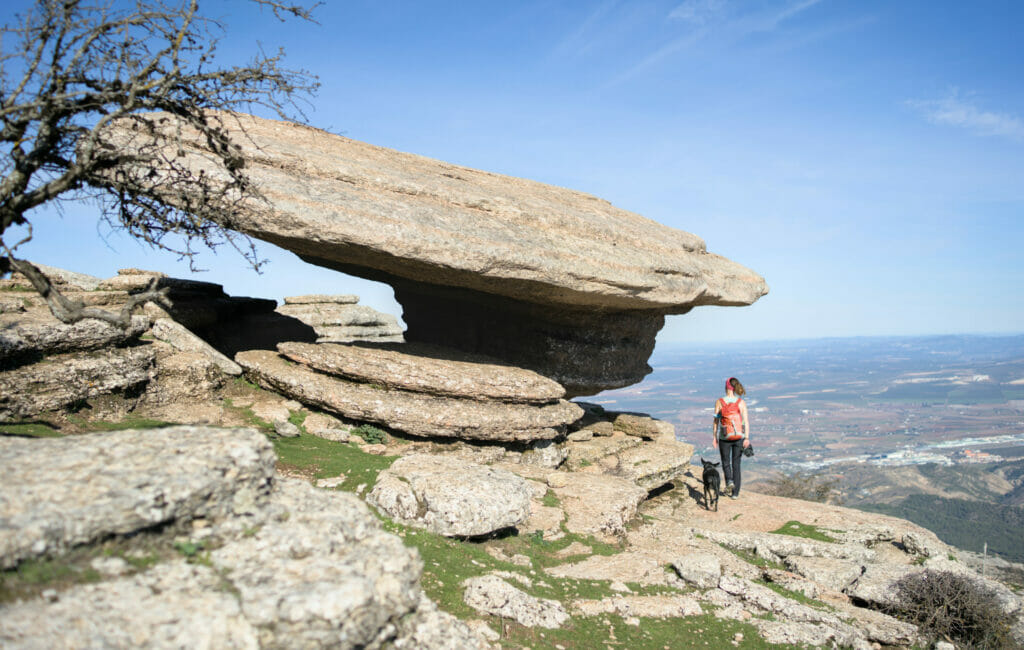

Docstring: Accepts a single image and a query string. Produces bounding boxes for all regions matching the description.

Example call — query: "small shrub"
[352,424,387,445]
[888,569,1015,648]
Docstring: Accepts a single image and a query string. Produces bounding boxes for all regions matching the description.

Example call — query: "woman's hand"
[712,438,719,449]
[742,438,750,449]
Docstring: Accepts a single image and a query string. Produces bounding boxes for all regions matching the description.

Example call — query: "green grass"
[755,579,832,611]
[719,544,786,571]
[542,489,560,508]
[272,433,397,492]
[0,421,63,438]
[769,521,839,543]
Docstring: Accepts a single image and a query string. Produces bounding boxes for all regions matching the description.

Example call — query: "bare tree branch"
[1,0,319,326]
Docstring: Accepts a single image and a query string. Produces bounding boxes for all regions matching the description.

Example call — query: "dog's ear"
[713,462,720,467]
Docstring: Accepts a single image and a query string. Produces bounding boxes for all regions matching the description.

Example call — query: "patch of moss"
[719,544,786,571]
[542,489,560,508]
[0,421,63,438]
[756,579,832,611]
[769,520,839,543]
[272,433,396,493]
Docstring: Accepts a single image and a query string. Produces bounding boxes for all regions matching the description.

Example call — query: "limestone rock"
[0,346,155,421]
[389,594,494,650]
[571,594,702,618]
[104,112,767,395]
[367,455,532,536]
[285,294,359,304]
[278,341,564,404]
[23,263,103,291]
[0,311,148,365]
[785,556,864,593]
[603,440,694,489]
[844,563,922,608]
[519,439,567,468]
[612,413,675,440]
[552,473,647,541]
[546,551,672,586]
[698,529,877,564]
[0,426,274,569]
[237,349,580,441]
[564,433,642,470]
[672,553,722,589]
[150,317,242,375]
[143,350,227,405]
[277,302,394,327]
[462,575,568,628]
[0,561,261,648]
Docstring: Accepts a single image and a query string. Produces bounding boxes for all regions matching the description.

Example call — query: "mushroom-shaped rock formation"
[104,113,768,395]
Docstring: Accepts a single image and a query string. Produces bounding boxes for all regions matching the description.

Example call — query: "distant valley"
[586,334,1024,562]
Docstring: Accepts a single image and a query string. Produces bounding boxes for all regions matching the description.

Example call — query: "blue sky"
[9,0,1024,343]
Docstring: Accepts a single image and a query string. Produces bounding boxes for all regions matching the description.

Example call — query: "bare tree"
[1,0,319,327]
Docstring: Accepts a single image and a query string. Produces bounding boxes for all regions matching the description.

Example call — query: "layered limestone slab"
[599,440,695,489]
[367,455,533,537]
[0,346,155,421]
[278,341,565,404]
[105,113,767,395]
[563,432,642,471]
[237,349,581,441]
[0,426,275,569]
[0,310,148,364]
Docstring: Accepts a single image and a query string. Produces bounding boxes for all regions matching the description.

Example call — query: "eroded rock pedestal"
[105,113,768,395]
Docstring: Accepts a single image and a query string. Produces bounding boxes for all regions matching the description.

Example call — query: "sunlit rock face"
[105,112,767,395]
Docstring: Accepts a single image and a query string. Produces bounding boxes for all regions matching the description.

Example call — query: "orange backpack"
[717,398,744,441]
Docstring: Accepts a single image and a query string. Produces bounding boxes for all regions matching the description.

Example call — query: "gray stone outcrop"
[0,311,148,364]
[672,553,723,589]
[462,575,569,628]
[237,348,581,442]
[367,455,532,537]
[103,112,767,395]
[0,427,491,649]
[278,341,564,403]
[276,298,403,344]
[0,346,155,421]
[602,440,695,489]
[549,473,647,542]
[0,426,274,569]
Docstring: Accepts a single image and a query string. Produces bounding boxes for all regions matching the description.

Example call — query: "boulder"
[0,346,155,421]
[278,341,564,404]
[103,112,767,395]
[602,440,694,489]
[143,351,228,405]
[276,302,395,327]
[237,349,580,441]
[367,455,532,537]
[546,551,673,586]
[0,477,487,649]
[0,426,274,569]
[612,413,676,440]
[551,473,647,542]
[462,575,568,628]
[0,311,148,366]
[563,433,642,471]
[785,556,865,593]
[672,553,722,589]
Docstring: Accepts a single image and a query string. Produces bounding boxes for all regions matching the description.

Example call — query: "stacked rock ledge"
[237,344,582,442]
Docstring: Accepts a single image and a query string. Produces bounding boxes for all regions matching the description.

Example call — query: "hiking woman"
[713,377,750,499]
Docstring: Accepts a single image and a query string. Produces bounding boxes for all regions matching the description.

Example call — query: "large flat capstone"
[105,113,768,395]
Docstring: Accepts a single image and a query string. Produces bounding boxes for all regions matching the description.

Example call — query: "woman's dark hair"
[728,377,746,396]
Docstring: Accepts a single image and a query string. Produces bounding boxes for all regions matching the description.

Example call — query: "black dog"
[701,457,721,512]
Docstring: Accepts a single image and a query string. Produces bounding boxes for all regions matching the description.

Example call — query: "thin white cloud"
[668,0,726,25]
[909,93,1024,142]
[551,0,622,59]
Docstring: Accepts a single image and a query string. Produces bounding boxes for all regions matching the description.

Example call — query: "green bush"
[352,424,387,445]
[888,569,1015,648]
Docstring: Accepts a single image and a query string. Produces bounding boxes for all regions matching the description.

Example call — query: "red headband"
[726,378,736,391]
